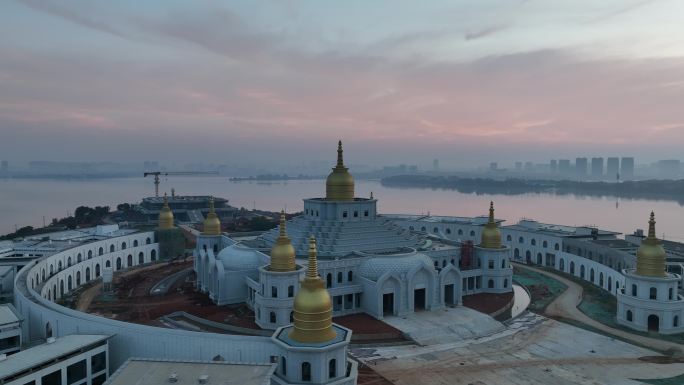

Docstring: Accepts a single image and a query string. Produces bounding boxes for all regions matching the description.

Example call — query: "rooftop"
[504,219,621,238]
[0,304,21,326]
[0,334,110,380]
[107,358,275,385]
[382,214,498,226]
[588,239,638,249]
[2,225,137,255]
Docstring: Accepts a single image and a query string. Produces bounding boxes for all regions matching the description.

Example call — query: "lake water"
[1,177,683,241]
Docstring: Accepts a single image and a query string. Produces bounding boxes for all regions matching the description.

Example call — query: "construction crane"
[143,171,219,197]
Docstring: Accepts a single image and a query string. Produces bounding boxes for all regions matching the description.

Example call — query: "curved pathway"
[516,263,683,354]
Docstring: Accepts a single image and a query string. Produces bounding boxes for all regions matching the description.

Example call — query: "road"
[516,263,683,354]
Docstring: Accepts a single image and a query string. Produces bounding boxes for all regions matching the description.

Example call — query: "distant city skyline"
[1,1,684,166]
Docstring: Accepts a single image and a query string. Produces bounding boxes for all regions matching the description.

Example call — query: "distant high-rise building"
[558,159,571,175]
[591,157,604,178]
[621,157,635,179]
[432,159,439,171]
[524,162,534,172]
[489,162,498,171]
[515,162,523,172]
[606,157,619,180]
[550,159,558,173]
[575,157,588,177]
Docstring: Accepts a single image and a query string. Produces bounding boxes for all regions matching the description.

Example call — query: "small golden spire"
[289,235,336,343]
[326,140,355,201]
[636,211,667,277]
[270,210,296,271]
[158,193,175,230]
[480,201,502,248]
[202,196,221,236]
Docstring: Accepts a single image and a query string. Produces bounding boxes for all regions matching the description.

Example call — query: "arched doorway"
[525,250,532,264]
[648,314,659,332]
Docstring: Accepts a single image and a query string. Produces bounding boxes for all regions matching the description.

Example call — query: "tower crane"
[143,171,219,197]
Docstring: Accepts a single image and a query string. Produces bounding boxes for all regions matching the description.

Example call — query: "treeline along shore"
[381,175,684,204]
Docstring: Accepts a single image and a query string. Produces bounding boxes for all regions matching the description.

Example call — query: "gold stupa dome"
[158,193,174,230]
[636,212,667,277]
[480,201,502,249]
[202,196,221,236]
[289,235,336,343]
[326,140,355,201]
[270,211,296,272]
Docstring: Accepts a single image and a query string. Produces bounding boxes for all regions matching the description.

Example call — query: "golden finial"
[202,196,221,236]
[270,210,296,271]
[326,140,355,201]
[307,235,318,278]
[480,201,502,248]
[289,235,336,343]
[158,193,175,230]
[636,211,666,277]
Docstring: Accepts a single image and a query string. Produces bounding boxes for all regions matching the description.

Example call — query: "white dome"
[217,243,268,271]
[358,250,434,281]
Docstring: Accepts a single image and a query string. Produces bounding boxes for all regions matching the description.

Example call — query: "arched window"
[99,247,103,255]
[270,312,276,323]
[518,237,524,244]
[469,230,475,236]
[501,259,506,268]
[531,239,536,246]
[272,286,278,298]
[669,287,674,300]
[503,278,508,288]
[106,260,111,268]
[121,242,127,250]
[67,257,72,267]
[151,249,157,261]
[559,259,565,271]
[626,310,633,322]
[409,226,414,231]
[138,252,144,264]
[146,237,151,244]
[326,273,332,288]
[133,240,139,247]
[446,228,451,234]
[570,261,575,274]
[348,271,353,282]
[675,315,679,327]
[281,357,287,375]
[421,226,426,232]
[433,227,439,233]
[650,287,657,300]
[116,257,122,270]
[213,244,218,254]
[301,362,311,382]
[67,275,73,291]
[599,272,604,286]
[95,264,100,277]
[590,268,595,283]
[506,235,512,242]
[88,250,93,259]
[632,284,637,296]
[329,359,337,378]
[458,229,463,235]
[86,267,91,281]
[77,253,82,262]
[76,271,81,286]
[554,243,560,251]
[110,244,115,253]
[442,260,447,268]
[45,322,52,338]
[488,279,494,288]
[337,272,343,283]
[288,285,294,297]
[543,241,547,248]
[580,265,585,279]
[49,265,54,275]
[127,254,133,267]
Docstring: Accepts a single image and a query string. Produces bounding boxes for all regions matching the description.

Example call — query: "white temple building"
[194,141,513,330]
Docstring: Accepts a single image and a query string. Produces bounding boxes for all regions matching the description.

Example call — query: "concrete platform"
[382,306,505,346]
[353,313,684,385]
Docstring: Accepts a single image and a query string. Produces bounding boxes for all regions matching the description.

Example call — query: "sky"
[1,0,684,169]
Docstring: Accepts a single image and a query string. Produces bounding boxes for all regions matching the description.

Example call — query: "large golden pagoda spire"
[480,201,502,248]
[636,212,667,277]
[270,211,297,271]
[158,193,175,230]
[325,140,355,201]
[289,235,336,343]
[202,196,221,236]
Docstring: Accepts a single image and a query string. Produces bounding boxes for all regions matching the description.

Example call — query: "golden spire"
[270,210,296,271]
[202,196,221,236]
[325,140,355,201]
[289,235,336,343]
[480,201,502,248]
[158,193,175,230]
[636,211,667,277]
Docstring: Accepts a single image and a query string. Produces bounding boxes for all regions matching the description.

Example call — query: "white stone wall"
[617,270,684,334]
